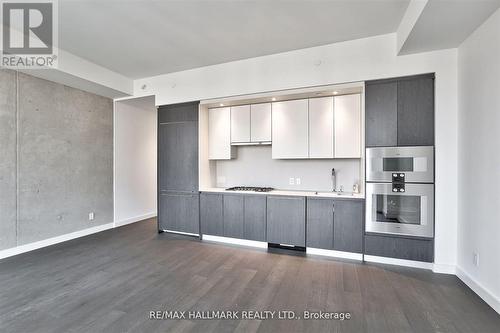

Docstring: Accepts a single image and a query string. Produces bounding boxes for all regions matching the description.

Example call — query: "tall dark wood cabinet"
[158,102,200,234]
[365,73,435,147]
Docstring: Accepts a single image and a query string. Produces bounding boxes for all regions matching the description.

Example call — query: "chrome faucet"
[331,168,336,192]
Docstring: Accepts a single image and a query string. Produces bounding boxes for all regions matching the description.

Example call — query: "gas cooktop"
[225,186,274,193]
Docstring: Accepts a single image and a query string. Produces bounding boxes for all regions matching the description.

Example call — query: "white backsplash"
[215,146,361,192]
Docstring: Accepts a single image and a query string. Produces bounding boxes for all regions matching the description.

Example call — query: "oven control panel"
[392,173,406,192]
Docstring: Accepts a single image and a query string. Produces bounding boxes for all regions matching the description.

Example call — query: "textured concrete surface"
[0,69,17,250]
[16,73,113,244]
[0,70,113,248]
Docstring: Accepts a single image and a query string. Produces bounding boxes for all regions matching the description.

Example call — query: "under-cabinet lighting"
[333,91,339,95]
[271,97,276,101]
[219,103,224,106]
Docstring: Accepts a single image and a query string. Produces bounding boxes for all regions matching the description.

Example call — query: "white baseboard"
[0,222,114,260]
[433,263,456,275]
[202,234,268,249]
[456,266,500,314]
[364,255,434,270]
[306,247,363,261]
[114,212,157,227]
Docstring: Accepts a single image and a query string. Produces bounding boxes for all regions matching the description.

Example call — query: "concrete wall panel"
[0,69,17,250]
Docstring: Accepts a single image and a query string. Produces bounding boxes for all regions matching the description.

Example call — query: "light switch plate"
[289,177,295,185]
[88,212,95,221]
[296,178,301,185]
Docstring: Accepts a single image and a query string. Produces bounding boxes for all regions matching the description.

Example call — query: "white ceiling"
[59,0,410,79]
[399,0,500,55]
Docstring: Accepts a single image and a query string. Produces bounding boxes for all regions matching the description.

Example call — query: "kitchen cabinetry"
[223,194,245,238]
[230,103,272,145]
[243,195,267,241]
[158,102,200,234]
[159,193,199,234]
[309,97,334,158]
[230,105,251,143]
[306,198,363,253]
[267,196,306,246]
[365,81,398,147]
[209,107,235,160]
[306,198,334,249]
[250,103,272,143]
[364,234,434,262]
[397,76,434,146]
[200,193,224,236]
[365,74,434,147]
[333,199,363,253]
[334,94,361,158]
[272,99,309,159]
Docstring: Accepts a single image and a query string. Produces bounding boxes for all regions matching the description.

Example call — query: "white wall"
[215,146,361,192]
[114,96,157,225]
[457,8,500,312]
[134,33,458,272]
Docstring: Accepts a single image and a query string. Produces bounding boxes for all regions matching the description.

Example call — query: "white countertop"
[201,188,365,199]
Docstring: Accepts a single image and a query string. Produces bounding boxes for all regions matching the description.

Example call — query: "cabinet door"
[244,195,267,241]
[223,194,244,238]
[250,103,272,143]
[364,234,434,262]
[334,94,361,158]
[159,193,199,234]
[231,105,251,143]
[365,81,398,147]
[306,198,334,250]
[200,193,224,236]
[333,200,364,253]
[272,99,309,159]
[266,196,306,246]
[308,97,334,158]
[159,121,198,192]
[397,76,434,146]
[208,107,233,160]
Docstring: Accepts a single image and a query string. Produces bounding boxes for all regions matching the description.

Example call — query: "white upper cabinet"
[272,99,309,159]
[230,105,251,143]
[308,97,334,158]
[250,103,272,143]
[209,107,234,160]
[334,94,361,158]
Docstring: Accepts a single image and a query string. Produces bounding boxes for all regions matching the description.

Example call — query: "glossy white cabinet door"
[250,103,272,143]
[308,97,334,158]
[334,94,361,158]
[231,105,251,143]
[272,99,309,159]
[208,107,233,160]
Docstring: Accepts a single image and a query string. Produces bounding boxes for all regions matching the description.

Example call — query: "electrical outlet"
[473,252,479,267]
[88,212,95,221]
[296,178,301,185]
[289,177,295,185]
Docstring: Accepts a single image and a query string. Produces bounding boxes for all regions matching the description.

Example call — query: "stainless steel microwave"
[366,146,434,183]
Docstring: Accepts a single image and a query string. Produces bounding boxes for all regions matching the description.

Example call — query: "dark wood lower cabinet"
[223,194,244,239]
[159,192,199,234]
[364,234,434,262]
[267,196,306,247]
[200,193,223,236]
[306,198,364,253]
[243,195,267,242]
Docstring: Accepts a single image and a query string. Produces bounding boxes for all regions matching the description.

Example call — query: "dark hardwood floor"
[0,218,498,333]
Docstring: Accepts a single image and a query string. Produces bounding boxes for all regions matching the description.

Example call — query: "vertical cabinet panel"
[223,194,244,238]
[365,82,398,147]
[250,103,272,143]
[200,193,224,236]
[308,97,334,158]
[208,107,233,160]
[333,200,364,253]
[244,195,267,241]
[158,121,198,192]
[266,196,306,246]
[397,77,435,146]
[334,94,361,158]
[306,198,334,250]
[271,99,309,159]
[230,105,251,143]
[159,193,199,234]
